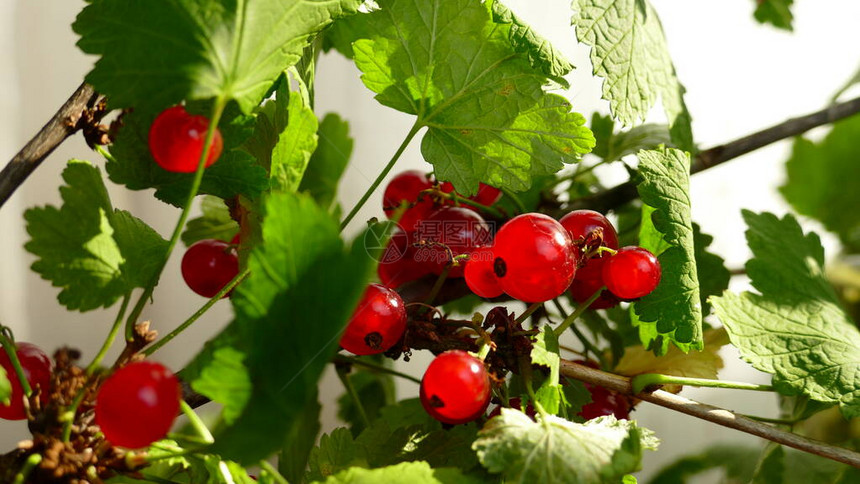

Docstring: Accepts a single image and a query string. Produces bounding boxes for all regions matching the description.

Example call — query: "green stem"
[423,188,505,218]
[0,330,30,397]
[333,355,421,384]
[631,373,776,395]
[95,144,117,163]
[260,460,290,484]
[124,97,229,341]
[340,123,421,231]
[423,264,450,306]
[180,400,214,444]
[336,365,371,428]
[742,414,801,426]
[518,355,548,420]
[500,187,526,214]
[514,302,542,325]
[12,453,41,484]
[144,268,250,356]
[551,299,603,364]
[476,341,492,361]
[553,289,602,338]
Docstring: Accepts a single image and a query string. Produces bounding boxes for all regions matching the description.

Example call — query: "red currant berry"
[377,231,432,288]
[420,350,491,425]
[492,213,577,302]
[181,239,239,298]
[559,210,618,251]
[0,343,52,420]
[464,247,503,298]
[568,257,619,310]
[95,361,181,448]
[382,170,435,232]
[415,207,491,278]
[602,246,661,300]
[149,106,224,173]
[340,284,407,355]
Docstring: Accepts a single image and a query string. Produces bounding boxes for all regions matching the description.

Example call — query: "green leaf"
[474,411,658,484]
[270,88,319,192]
[590,114,673,163]
[306,427,367,482]
[753,0,794,31]
[573,0,693,150]
[692,223,730,316]
[73,0,362,113]
[107,108,268,208]
[182,196,239,247]
[336,360,396,435]
[0,365,10,406]
[24,160,168,311]
[183,193,372,465]
[531,326,563,415]
[314,461,483,484]
[712,211,860,418]
[279,391,322,484]
[299,113,354,211]
[780,115,860,252]
[352,0,594,194]
[751,443,784,484]
[189,347,251,425]
[647,444,759,484]
[488,0,574,87]
[633,148,703,353]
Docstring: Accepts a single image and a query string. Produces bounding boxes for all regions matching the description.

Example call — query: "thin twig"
[0,82,97,208]
[559,359,860,468]
[566,95,860,213]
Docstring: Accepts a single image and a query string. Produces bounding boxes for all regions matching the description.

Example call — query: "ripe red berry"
[415,207,491,278]
[602,246,661,300]
[340,284,407,356]
[95,361,181,448]
[382,170,436,232]
[149,106,224,173]
[464,247,503,298]
[377,231,432,289]
[420,350,491,425]
[559,209,618,251]
[568,256,619,310]
[0,343,52,420]
[181,239,239,298]
[492,213,577,302]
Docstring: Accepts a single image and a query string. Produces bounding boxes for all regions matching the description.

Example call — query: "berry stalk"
[340,123,421,231]
[0,328,31,398]
[631,373,775,395]
[553,288,603,338]
[123,96,229,341]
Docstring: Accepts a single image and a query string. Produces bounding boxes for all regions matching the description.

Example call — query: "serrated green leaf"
[351,0,594,194]
[279,391,322,484]
[474,411,657,484]
[633,148,702,352]
[315,461,482,484]
[692,223,730,316]
[306,427,367,482]
[271,89,318,192]
[24,160,168,311]
[531,326,563,415]
[73,0,361,113]
[0,366,10,406]
[488,0,574,87]
[189,347,250,425]
[182,196,239,247]
[712,211,860,418]
[299,113,354,211]
[753,0,794,31]
[107,108,268,208]
[573,0,693,150]
[780,115,860,252]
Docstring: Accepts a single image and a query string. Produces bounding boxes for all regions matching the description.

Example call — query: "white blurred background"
[2,0,859,480]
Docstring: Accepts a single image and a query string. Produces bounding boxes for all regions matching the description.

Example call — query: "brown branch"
[560,360,860,469]
[0,82,97,208]
[566,95,860,213]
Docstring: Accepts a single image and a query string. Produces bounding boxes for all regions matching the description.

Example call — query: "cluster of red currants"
[0,344,180,449]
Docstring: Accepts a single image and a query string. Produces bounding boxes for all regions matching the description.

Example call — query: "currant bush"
[340,284,407,356]
[420,350,491,425]
[148,105,223,173]
[0,342,52,421]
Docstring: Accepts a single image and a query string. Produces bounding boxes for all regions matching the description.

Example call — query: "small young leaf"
[352,0,594,194]
[753,0,794,31]
[182,196,239,247]
[633,148,703,353]
[74,0,361,113]
[474,411,658,484]
[531,326,563,414]
[712,211,860,418]
[24,160,168,311]
[573,0,693,150]
[299,113,354,211]
[780,115,860,252]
